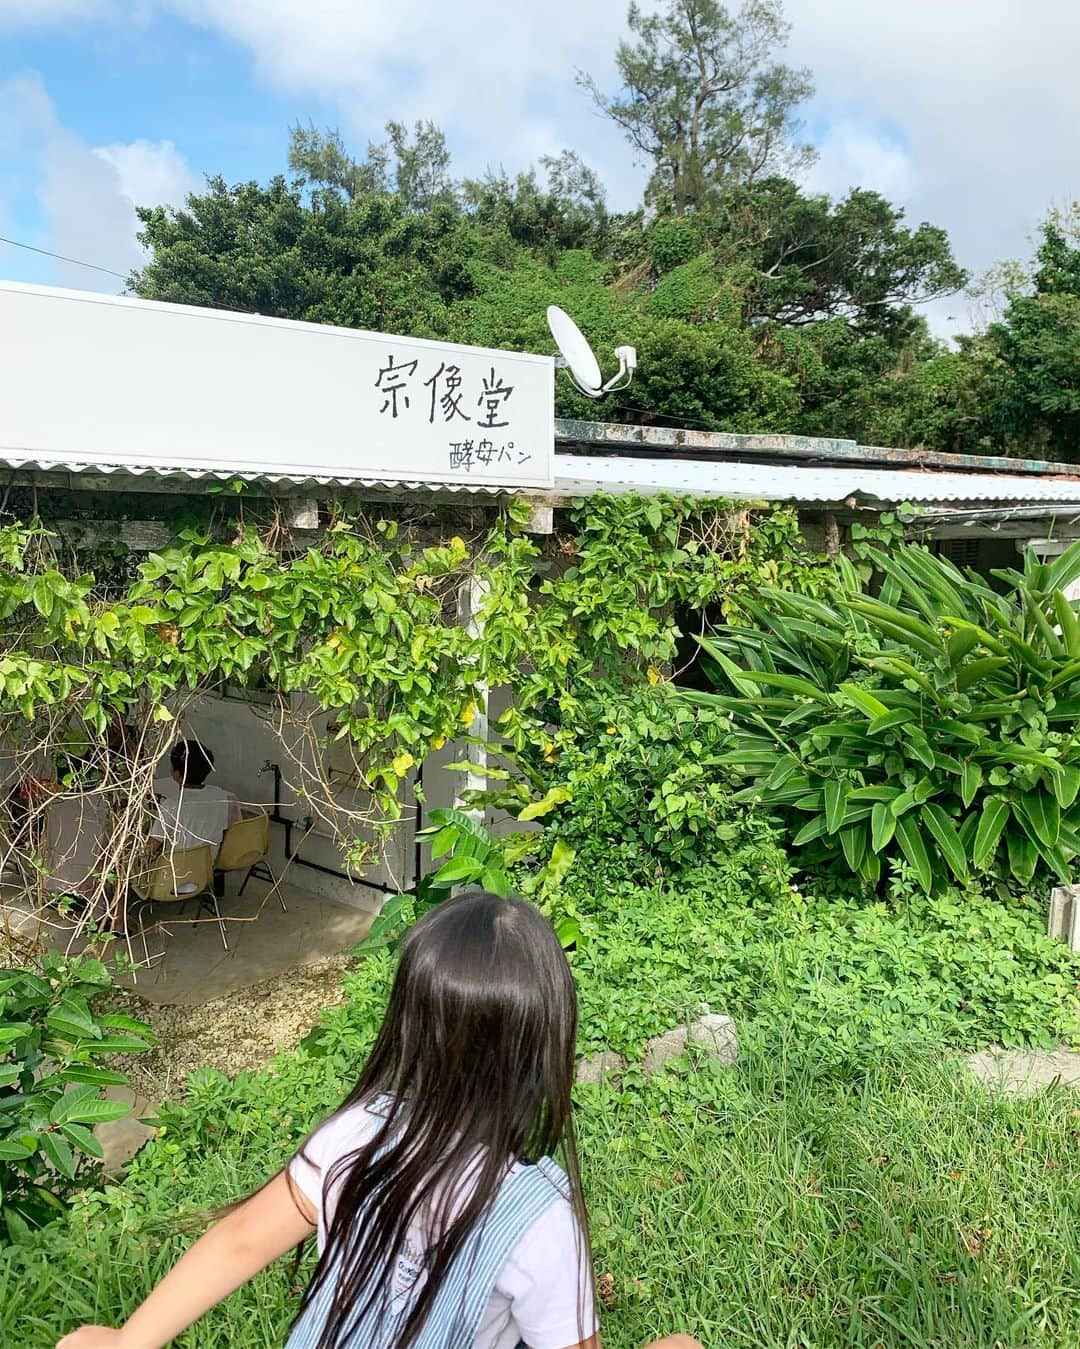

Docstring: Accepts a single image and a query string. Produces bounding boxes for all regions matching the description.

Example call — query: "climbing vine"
[0,493,828,936]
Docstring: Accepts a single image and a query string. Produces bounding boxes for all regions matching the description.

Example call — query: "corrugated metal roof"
[8,446,1080,509]
[554,455,1080,506]
[0,451,505,494]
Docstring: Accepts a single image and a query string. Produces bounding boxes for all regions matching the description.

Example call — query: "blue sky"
[4,0,1080,337]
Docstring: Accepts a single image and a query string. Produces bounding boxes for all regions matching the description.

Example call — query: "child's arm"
[56,1171,316,1349]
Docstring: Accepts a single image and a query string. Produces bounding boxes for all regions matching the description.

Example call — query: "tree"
[462,151,610,258]
[288,123,390,201]
[288,119,455,213]
[580,0,814,214]
[984,217,1080,458]
[712,180,966,335]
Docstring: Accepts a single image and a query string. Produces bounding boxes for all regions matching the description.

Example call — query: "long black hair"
[289,889,591,1348]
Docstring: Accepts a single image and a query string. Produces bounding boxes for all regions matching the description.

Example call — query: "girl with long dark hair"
[58,890,701,1349]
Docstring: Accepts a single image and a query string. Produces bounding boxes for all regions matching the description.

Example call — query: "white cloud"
[9,0,1080,328]
[0,71,197,289]
[785,0,1080,310]
[0,0,110,26]
[803,123,915,204]
[95,137,199,214]
[160,0,648,202]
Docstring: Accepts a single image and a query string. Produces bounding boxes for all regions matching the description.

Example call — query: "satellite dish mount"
[546,305,636,399]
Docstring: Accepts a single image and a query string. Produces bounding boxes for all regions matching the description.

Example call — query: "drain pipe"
[260,760,398,897]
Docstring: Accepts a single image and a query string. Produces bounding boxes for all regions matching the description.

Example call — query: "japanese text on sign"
[375,356,534,474]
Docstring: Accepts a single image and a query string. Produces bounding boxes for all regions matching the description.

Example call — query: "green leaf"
[920,803,969,881]
[57,1122,105,1165]
[545,840,576,887]
[52,1095,130,1128]
[1015,792,1061,848]
[839,824,867,872]
[739,671,833,703]
[1054,592,1080,659]
[56,1066,128,1088]
[517,786,571,822]
[45,999,100,1042]
[866,709,911,735]
[1053,765,1080,810]
[838,684,889,719]
[49,1085,98,1126]
[428,855,485,889]
[480,866,511,898]
[823,780,849,835]
[955,656,1011,692]
[0,1137,36,1161]
[38,1130,76,1179]
[87,1034,152,1053]
[871,802,896,852]
[792,816,828,846]
[894,815,935,894]
[960,762,982,809]
[972,798,1010,870]
[555,917,583,951]
[1007,828,1038,884]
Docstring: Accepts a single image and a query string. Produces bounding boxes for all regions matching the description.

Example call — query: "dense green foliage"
[0,496,821,826]
[5,812,1079,1345]
[111,1,1080,458]
[694,540,1080,892]
[0,953,151,1236]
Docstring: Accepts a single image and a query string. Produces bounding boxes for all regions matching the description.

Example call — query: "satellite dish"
[547,305,603,395]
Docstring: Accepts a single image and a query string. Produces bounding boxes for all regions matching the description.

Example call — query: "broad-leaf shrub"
[693,540,1080,892]
[0,952,152,1238]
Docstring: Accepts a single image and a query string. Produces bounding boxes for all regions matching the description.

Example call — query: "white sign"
[0,281,555,489]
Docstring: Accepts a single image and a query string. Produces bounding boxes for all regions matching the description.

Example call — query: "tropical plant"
[690,539,1080,892]
[0,952,153,1238]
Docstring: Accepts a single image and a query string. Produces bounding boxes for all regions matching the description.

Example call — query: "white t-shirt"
[287,1103,596,1349]
[148,779,238,853]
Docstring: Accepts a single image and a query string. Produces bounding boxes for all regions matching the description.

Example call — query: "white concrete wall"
[169,692,411,913]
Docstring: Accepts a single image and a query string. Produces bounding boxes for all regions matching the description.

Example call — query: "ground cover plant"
[3,798,1080,1347]
[0,952,151,1239]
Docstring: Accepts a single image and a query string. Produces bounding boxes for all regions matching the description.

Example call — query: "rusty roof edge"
[553,418,1080,480]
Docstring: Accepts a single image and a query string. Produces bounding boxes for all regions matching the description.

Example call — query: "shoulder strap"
[285,1157,571,1349]
[414,1157,569,1349]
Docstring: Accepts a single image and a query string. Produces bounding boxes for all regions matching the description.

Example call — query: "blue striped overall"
[284,1157,571,1349]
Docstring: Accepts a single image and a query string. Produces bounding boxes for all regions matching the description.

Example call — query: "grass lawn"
[5,1036,1079,1348]
[582,1042,1080,1348]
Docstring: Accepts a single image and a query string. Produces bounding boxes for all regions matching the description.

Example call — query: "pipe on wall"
[261,760,400,897]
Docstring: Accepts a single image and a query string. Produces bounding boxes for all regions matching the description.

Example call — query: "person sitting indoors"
[40,754,121,933]
[149,740,241,858]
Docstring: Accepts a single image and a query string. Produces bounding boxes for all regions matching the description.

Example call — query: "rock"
[576,1012,738,1084]
[575,1048,627,1084]
[688,1012,738,1066]
[643,1025,691,1075]
[643,1011,738,1075]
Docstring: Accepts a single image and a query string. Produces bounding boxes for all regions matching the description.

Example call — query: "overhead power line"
[0,235,129,281]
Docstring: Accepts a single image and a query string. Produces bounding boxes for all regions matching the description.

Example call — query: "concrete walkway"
[965,1045,1080,1095]
[113,878,375,1005]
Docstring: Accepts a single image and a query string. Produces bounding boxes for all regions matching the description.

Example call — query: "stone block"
[575,1048,627,1084]
[95,1086,157,1175]
[688,1012,738,1065]
[643,1012,738,1075]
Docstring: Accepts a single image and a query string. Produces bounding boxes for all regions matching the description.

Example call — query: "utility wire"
[0,235,129,281]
